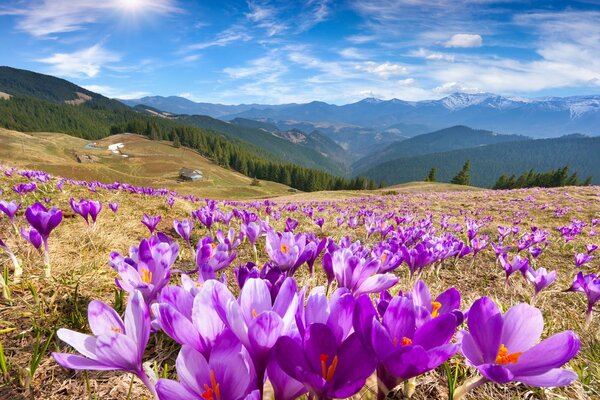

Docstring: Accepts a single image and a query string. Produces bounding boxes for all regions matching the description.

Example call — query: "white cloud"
[398,78,416,86]
[1,0,180,37]
[186,26,252,51]
[82,85,149,99]
[444,34,483,48]
[338,47,368,59]
[355,61,409,78]
[433,81,481,94]
[245,1,287,36]
[37,44,120,78]
[411,48,456,62]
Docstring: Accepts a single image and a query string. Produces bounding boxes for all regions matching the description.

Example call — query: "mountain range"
[122,92,600,138]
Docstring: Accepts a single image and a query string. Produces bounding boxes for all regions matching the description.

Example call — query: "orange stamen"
[281,244,288,254]
[252,309,257,318]
[401,337,412,346]
[495,344,522,365]
[110,326,121,333]
[326,356,338,382]
[381,253,388,262]
[393,337,398,346]
[201,370,221,400]
[431,301,442,318]
[141,269,152,284]
[320,354,328,380]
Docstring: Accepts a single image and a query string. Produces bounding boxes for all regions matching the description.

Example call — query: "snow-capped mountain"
[121,92,600,138]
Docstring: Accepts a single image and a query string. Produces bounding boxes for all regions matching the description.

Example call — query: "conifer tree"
[451,160,471,186]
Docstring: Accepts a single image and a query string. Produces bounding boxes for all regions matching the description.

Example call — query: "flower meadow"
[0,164,599,399]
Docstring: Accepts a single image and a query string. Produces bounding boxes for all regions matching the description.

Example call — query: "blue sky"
[0,0,599,104]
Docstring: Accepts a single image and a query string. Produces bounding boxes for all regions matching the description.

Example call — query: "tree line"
[493,166,592,189]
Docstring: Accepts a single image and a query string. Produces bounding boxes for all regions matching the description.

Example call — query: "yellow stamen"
[381,253,388,262]
[141,269,152,284]
[495,344,522,365]
[110,326,121,333]
[431,301,442,318]
[281,244,288,254]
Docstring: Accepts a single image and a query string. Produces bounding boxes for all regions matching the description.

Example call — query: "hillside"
[0,66,127,110]
[0,67,370,191]
[361,136,600,187]
[352,125,529,174]
[0,128,291,199]
[176,114,349,176]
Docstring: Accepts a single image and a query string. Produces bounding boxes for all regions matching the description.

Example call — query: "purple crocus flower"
[323,248,398,297]
[88,200,102,224]
[499,254,529,285]
[109,236,179,305]
[284,218,298,232]
[108,202,119,214]
[274,323,376,399]
[574,253,594,268]
[70,198,90,223]
[566,272,600,323]
[52,290,157,398]
[587,244,598,254]
[156,343,256,400]
[25,202,62,277]
[224,277,299,395]
[241,222,260,247]
[522,267,557,301]
[142,214,161,234]
[353,294,458,398]
[174,218,194,250]
[20,227,42,250]
[457,297,580,395]
[0,200,20,225]
[409,280,463,327]
[265,231,307,272]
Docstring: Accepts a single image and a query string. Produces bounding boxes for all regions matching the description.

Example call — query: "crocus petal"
[210,351,253,400]
[413,313,457,350]
[478,363,514,383]
[274,336,312,382]
[248,311,284,352]
[330,333,376,396]
[152,303,202,351]
[95,333,141,372]
[52,353,113,371]
[510,331,580,376]
[124,290,150,358]
[87,300,125,337]
[240,278,272,323]
[354,273,398,297]
[155,379,198,399]
[516,368,578,387]
[467,297,503,363]
[56,329,98,360]
[176,345,211,395]
[500,303,543,353]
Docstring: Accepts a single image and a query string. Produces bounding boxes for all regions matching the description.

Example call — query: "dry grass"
[0,169,599,399]
[0,128,291,199]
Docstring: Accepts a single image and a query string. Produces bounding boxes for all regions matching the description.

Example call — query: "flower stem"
[137,371,158,400]
[453,376,488,400]
[43,240,51,279]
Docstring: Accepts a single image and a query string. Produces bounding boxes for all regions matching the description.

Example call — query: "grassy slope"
[0,128,291,199]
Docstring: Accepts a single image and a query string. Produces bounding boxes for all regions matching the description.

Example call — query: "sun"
[119,0,144,11]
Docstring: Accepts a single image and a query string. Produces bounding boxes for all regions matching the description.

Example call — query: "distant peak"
[359,97,383,104]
